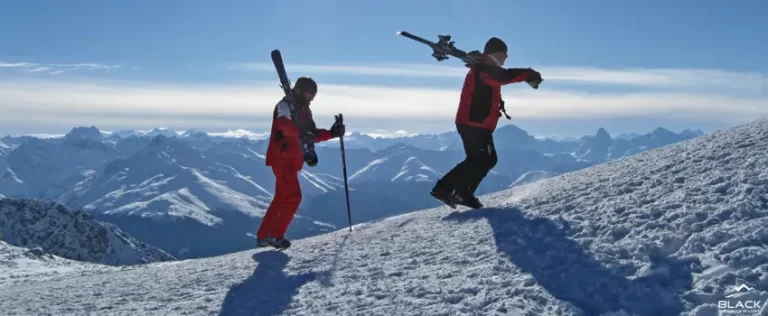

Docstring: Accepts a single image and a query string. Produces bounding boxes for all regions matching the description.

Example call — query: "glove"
[526,69,543,89]
[330,122,345,138]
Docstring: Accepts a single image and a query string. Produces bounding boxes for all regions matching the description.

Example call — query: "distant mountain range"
[0,124,704,259]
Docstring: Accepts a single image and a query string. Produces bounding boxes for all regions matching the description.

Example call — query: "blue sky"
[0,0,766,138]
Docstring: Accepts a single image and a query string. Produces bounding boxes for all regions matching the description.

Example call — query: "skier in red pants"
[257,77,345,249]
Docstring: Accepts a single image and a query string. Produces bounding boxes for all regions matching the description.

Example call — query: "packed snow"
[509,170,559,187]
[0,241,116,288]
[0,121,760,315]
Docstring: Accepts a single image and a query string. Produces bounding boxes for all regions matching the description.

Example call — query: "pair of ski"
[270,49,320,166]
[396,31,543,89]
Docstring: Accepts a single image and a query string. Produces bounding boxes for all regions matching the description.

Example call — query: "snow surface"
[0,120,763,315]
[509,170,559,187]
[0,241,115,288]
[0,198,176,266]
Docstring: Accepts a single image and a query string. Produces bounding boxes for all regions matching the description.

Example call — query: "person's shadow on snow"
[444,207,700,316]
[218,251,316,316]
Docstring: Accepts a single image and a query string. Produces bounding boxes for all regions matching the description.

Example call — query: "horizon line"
[1,123,709,142]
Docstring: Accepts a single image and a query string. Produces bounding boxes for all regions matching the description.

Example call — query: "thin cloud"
[0,78,765,133]
[234,62,766,94]
[234,62,465,78]
[27,67,52,73]
[0,61,123,75]
[0,62,32,68]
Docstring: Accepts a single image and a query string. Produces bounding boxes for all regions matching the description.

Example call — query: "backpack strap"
[499,98,511,120]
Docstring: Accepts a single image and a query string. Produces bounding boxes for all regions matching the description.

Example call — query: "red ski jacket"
[266,98,333,170]
[456,56,538,131]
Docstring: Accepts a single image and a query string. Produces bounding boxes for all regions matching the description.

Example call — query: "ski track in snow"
[2,120,768,315]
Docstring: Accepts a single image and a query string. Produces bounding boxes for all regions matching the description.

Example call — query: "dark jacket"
[455,55,539,131]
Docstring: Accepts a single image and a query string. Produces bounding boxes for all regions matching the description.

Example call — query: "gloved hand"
[526,69,543,89]
[330,122,345,138]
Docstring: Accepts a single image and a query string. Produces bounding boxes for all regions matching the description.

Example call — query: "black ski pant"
[435,123,498,197]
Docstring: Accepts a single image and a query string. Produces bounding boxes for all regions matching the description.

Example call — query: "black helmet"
[293,77,317,95]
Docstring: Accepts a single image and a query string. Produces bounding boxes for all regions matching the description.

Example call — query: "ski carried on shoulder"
[270,49,319,166]
[397,31,541,89]
[397,31,484,66]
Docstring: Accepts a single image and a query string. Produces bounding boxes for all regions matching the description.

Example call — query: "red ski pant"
[256,166,302,239]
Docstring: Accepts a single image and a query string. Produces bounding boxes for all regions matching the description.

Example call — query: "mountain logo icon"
[725,281,757,298]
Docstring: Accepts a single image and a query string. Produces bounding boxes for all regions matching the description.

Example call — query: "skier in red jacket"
[431,37,542,209]
[257,77,345,249]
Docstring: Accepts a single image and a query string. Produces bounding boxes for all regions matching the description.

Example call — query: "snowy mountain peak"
[0,198,176,266]
[651,127,676,138]
[595,127,612,141]
[391,156,440,182]
[143,127,180,138]
[64,126,104,142]
[146,134,197,154]
[496,124,533,142]
[111,129,139,139]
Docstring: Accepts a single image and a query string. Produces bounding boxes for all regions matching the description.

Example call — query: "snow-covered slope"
[72,135,274,223]
[0,138,10,156]
[0,198,176,266]
[1,120,765,315]
[509,170,559,187]
[350,154,442,184]
[0,241,114,287]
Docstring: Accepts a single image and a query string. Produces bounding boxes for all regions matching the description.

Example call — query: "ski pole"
[335,114,352,232]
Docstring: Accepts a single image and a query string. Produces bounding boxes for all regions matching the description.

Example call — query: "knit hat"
[293,77,317,95]
[483,37,507,55]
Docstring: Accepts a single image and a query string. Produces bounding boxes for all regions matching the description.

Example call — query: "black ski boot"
[452,192,483,209]
[256,236,273,248]
[257,236,290,250]
[430,186,456,209]
[271,237,291,250]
